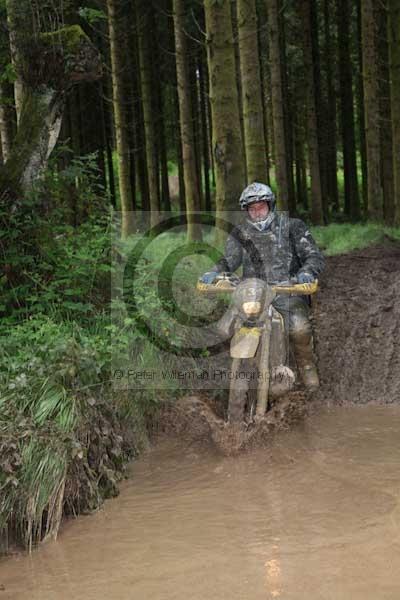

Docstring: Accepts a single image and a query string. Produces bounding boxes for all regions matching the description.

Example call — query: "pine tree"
[0,84,13,162]
[266,0,290,211]
[337,0,360,219]
[323,0,338,213]
[204,0,245,218]
[173,0,202,240]
[137,0,160,227]
[237,0,267,182]
[388,0,400,224]
[300,0,324,224]
[107,0,135,237]
[378,1,394,223]
[5,0,24,123]
[361,0,383,220]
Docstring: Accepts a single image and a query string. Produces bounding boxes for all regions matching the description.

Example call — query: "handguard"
[272,279,319,295]
[197,280,235,294]
[197,272,240,294]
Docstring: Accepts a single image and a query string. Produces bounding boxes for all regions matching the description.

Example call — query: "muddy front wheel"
[228,358,251,423]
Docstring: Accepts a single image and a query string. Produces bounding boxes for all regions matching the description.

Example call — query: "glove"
[297,272,314,284]
[200,271,219,284]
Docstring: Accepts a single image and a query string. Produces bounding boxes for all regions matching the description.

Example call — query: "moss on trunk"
[0,24,101,199]
[0,88,63,194]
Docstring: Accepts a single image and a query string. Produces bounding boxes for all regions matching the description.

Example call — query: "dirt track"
[313,238,400,405]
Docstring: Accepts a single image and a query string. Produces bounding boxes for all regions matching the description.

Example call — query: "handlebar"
[196,277,318,295]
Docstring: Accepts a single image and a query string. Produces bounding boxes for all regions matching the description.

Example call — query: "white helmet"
[239,182,276,211]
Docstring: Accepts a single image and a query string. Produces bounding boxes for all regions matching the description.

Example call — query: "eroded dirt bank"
[313,239,400,405]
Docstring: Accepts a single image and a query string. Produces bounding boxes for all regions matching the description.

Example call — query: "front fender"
[230,327,262,358]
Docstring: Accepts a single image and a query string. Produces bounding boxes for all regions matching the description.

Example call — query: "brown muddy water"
[2,405,400,599]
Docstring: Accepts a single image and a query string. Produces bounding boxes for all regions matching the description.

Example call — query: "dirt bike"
[197,274,318,424]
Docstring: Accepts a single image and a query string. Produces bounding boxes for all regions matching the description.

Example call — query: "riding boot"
[290,328,320,392]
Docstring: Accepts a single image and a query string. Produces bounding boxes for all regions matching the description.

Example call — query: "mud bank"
[313,239,400,405]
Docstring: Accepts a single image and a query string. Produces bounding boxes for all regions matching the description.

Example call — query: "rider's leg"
[272,296,320,392]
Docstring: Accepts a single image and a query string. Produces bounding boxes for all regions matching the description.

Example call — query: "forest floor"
[158,237,400,453]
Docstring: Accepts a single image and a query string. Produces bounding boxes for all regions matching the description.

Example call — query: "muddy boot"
[298,363,319,392]
[291,328,320,393]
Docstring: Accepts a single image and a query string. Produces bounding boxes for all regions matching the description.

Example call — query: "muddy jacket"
[214,212,325,283]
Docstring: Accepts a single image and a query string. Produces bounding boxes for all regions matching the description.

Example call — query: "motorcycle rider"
[200,182,325,392]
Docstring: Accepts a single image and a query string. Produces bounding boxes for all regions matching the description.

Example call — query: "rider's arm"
[290,219,325,278]
[213,227,243,273]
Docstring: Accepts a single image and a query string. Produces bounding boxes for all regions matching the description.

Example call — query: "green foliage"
[0,153,111,322]
[0,317,109,427]
[0,156,142,551]
[41,25,88,55]
[0,310,143,550]
[0,63,17,84]
[78,7,107,24]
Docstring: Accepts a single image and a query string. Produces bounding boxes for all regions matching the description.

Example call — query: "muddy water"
[2,405,400,599]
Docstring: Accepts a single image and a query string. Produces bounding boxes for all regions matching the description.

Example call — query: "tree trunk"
[293,102,308,211]
[378,1,394,224]
[388,0,400,225]
[198,52,211,212]
[5,0,25,123]
[137,0,160,227]
[323,0,338,214]
[310,0,329,220]
[101,67,117,208]
[355,0,368,216]
[128,7,149,214]
[361,0,383,220]
[121,5,136,211]
[153,11,171,213]
[205,51,216,191]
[266,0,290,211]
[107,0,135,237]
[256,0,271,183]
[204,0,245,218]
[0,83,13,162]
[278,6,296,213]
[0,25,101,198]
[189,53,204,211]
[100,82,116,207]
[173,0,202,240]
[337,0,360,220]
[300,0,324,224]
[237,0,267,182]
[231,1,247,182]
[173,86,186,213]
[158,105,171,212]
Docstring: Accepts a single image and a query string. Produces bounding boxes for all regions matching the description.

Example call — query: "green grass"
[311,222,400,256]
